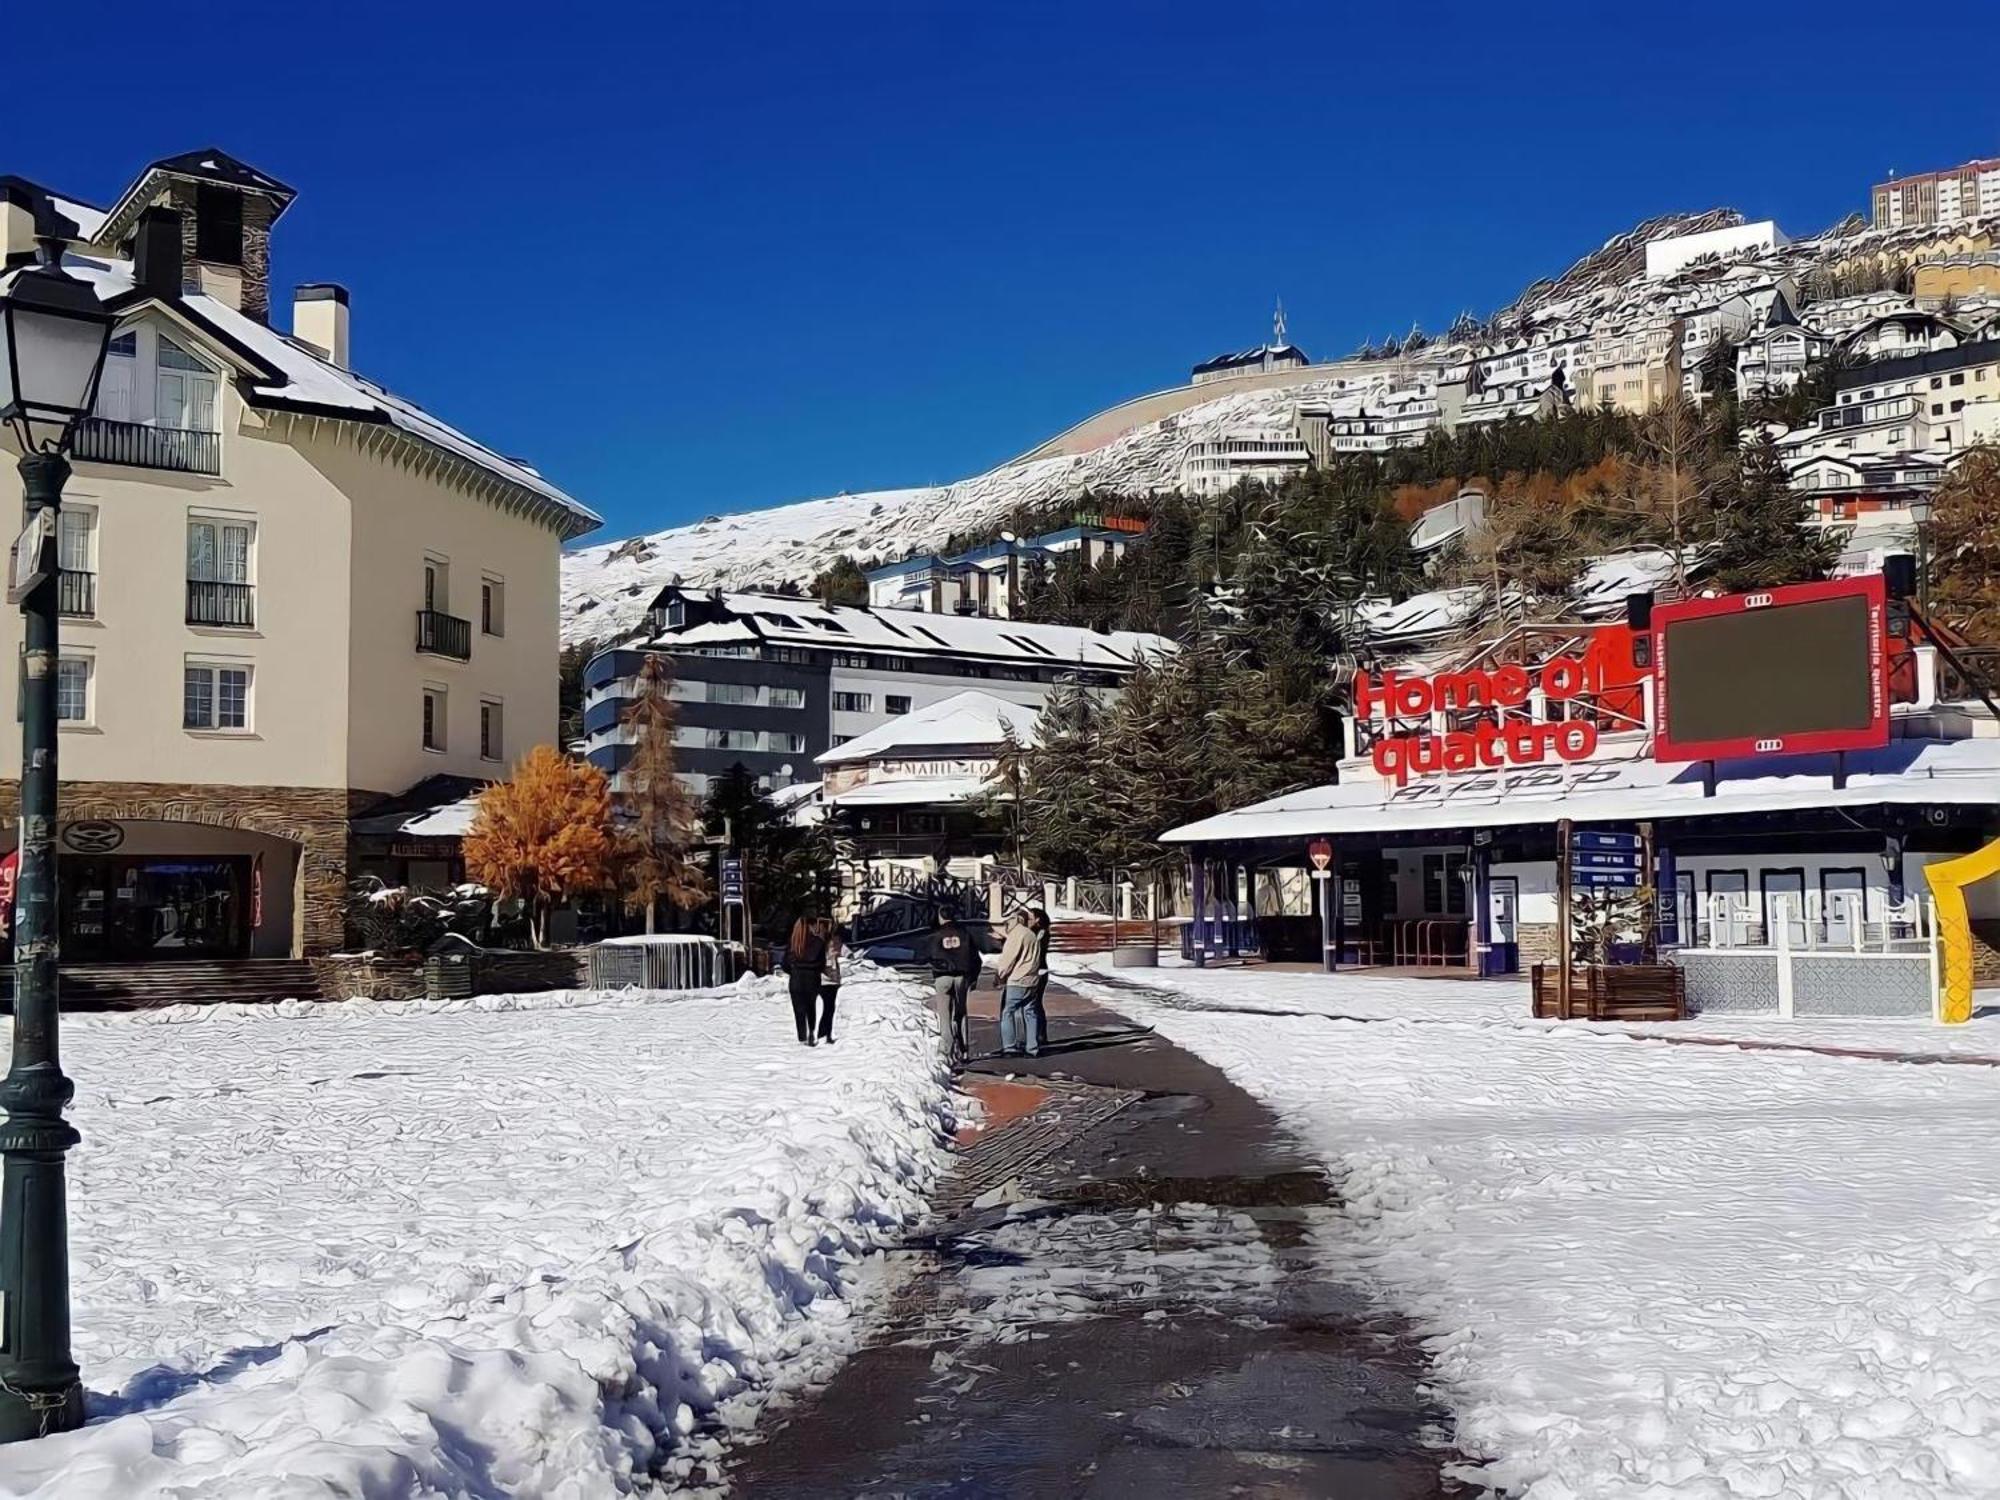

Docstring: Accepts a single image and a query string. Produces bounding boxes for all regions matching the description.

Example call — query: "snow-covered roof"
[825,775,1001,808]
[38,245,598,541]
[649,590,1173,673]
[816,691,1039,766]
[1356,586,1490,644]
[1571,550,1689,618]
[1164,738,2000,845]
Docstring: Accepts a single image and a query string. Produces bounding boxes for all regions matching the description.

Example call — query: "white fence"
[1674,893,1941,1020]
[589,935,737,991]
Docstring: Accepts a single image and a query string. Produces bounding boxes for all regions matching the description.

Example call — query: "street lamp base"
[0,1372,83,1443]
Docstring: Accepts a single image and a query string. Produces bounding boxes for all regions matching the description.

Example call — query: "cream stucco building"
[0,151,597,968]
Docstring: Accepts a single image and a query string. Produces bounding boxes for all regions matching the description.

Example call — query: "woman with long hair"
[786,914,828,1046]
[816,919,845,1044]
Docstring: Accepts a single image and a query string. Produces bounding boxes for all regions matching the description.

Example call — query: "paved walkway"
[722,982,1459,1498]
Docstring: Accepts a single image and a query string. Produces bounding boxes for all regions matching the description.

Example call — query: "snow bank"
[1065,964,2000,1498]
[0,974,952,1498]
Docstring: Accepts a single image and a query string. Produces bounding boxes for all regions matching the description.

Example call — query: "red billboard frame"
[1651,574,1888,763]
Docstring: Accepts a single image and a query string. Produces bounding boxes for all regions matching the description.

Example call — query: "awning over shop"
[1163,737,2000,846]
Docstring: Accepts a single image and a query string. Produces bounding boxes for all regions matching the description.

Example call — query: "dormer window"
[157,337,219,434]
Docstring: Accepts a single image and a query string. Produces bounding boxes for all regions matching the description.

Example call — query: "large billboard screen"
[1652,575,1888,763]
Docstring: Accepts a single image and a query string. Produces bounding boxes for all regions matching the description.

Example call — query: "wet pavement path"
[721,981,1462,1498]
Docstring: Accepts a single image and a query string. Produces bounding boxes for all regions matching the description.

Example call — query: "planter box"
[1531,962,1686,1022]
[1111,945,1159,969]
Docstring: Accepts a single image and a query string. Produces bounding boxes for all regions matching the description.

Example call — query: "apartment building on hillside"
[863,520,1142,618]
[1873,159,2000,229]
[0,151,596,963]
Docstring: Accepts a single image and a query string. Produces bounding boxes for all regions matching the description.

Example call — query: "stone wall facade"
[0,780,350,956]
[1517,921,1560,967]
[312,950,588,1001]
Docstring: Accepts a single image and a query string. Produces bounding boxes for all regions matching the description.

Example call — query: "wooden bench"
[1531,963,1686,1022]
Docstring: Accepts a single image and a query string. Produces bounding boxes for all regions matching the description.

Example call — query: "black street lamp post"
[0,219,116,1442]
[1907,493,1934,615]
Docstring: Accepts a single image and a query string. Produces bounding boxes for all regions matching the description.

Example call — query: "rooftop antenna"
[1273,296,1288,347]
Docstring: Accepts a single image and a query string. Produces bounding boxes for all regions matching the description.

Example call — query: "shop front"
[1165,577,2000,1016]
[3,818,302,964]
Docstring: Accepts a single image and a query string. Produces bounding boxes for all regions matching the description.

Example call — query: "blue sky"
[8,2,1997,540]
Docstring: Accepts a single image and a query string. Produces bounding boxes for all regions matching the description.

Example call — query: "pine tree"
[617,654,709,931]
[1707,431,1840,591]
[1020,678,1111,876]
[1930,444,2000,646]
[464,747,618,947]
[702,765,834,942]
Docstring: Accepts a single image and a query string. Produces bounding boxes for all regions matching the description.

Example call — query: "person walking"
[992,909,1048,1058]
[785,915,828,1046]
[924,907,981,1068]
[816,920,845,1044]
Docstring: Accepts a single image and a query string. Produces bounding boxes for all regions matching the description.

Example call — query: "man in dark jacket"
[925,908,982,1068]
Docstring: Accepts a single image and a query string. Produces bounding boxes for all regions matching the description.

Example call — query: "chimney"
[292,282,350,368]
[0,181,40,267]
[133,205,183,299]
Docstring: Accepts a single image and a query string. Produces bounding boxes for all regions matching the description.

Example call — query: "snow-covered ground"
[0,973,950,1499]
[1062,960,2000,1498]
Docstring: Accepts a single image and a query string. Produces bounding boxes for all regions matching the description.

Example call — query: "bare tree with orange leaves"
[463,746,617,947]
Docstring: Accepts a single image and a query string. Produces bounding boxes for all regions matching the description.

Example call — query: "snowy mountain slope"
[563,374,1393,646]
[564,203,2000,649]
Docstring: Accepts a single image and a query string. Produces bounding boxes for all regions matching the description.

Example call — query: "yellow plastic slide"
[1923,836,2000,1025]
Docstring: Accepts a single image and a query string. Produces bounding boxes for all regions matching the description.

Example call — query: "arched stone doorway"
[0,783,348,958]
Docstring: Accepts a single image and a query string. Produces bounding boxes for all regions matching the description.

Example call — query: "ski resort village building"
[0,151,596,967]
[582,590,1169,796]
[1162,569,2000,1020]
[863,519,1144,617]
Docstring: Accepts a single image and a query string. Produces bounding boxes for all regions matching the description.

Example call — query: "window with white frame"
[886,695,911,715]
[157,336,220,432]
[56,656,91,725]
[423,685,447,752]
[481,576,504,636]
[184,660,251,731]
[480,699,503,761]
[93,330,138,420]
[832,691,872,712]
[706,682,758,705]
[57,508,95,619]
[768,686,806,709]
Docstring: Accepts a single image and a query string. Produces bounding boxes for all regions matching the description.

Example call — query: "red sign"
[1307,838,1333,872]
[1356,656,1603,787]
[0,850,15,937]
[1652,576,1888,764]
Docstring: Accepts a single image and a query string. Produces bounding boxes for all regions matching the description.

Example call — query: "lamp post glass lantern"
[0,234,115,1442]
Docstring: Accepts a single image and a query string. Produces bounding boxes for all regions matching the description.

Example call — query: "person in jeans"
[1025,907,1054,1048]
[816,920,845,1044]
[924,908,981,1068]
[992,909,1049,1058]
[785,916,827,1046]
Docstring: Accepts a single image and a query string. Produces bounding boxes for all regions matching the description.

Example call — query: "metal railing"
[416,609,472,660]
[57,570,94,618]
[73,417,220,476]
[187,579,254,628]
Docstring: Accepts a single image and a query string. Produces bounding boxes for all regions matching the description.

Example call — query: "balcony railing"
[416,608,472,661]
[187,579,254,628]
[57,569,94,619]
[73,418,220,476]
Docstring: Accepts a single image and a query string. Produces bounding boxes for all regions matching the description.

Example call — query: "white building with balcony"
[0,152,596,975]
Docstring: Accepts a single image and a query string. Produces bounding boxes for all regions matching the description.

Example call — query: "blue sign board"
[1572,869,1642,889]
[1574,831,1642,851]
[1574,850,1644,870]
[721,856,746,906]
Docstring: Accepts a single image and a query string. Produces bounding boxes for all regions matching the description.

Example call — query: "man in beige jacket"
[991,910,1049,1057]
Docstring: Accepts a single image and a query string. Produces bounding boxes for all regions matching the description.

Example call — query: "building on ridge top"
[1190,300,1310,386]
[1873,157,2000,230]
